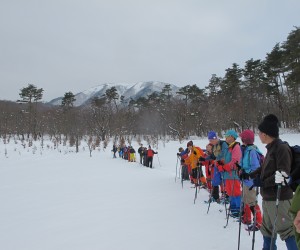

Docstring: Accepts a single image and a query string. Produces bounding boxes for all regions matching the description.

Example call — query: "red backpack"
[147,149,154,157]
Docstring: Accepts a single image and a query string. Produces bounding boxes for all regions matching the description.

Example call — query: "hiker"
[112,144,117,158]
[184,141,205,186]
[129,146,136,162]
[123,145,128,160]
[207,131,227,202]
[127,146,131,162]
[200,143,214,193]
[138,144,144,164]
[178,147,190,181]
[143,147,148,166]
[239,129,263,231]
[216,130,242,218]
[246,114,297,249]
[118,145,123,158]
[147,145,157,168]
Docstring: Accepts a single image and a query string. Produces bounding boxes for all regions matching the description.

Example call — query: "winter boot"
[212,186,220,200]
[263,236,277,250]
[285,236,298,250]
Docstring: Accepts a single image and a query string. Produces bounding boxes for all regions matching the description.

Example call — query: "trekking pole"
[157,154,162,167]
[207,177,214,214]
[224,174,237,228]
[251,186,259,250]
[194,166,200,204]
[179,162,182,180]
[238,180,245,250]
[220,172,228,219]
[181,164,184,188]
[270,184,281,250]
[175,156,179,182]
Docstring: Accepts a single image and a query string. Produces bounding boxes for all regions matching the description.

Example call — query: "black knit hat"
[258,114,280,138]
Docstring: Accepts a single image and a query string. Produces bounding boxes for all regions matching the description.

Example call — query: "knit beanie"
[239,129,254,144]
[224,130,238,139]
[208,131,218,140]
[258,114,279,138]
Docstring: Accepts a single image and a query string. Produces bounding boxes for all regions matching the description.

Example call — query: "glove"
[275,170,289,186]
[217,165,224,172]
[239,170,250,180]
[217,160,224,166]
[177,153,180,156]
[199,156,206,162]
[252,175,263,188]
[235,162,242,171]
[193,150,197,155]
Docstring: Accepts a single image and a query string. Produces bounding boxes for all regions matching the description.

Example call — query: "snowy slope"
[1,133,298,250]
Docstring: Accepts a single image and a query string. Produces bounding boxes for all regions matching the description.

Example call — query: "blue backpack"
[241,145,264,173]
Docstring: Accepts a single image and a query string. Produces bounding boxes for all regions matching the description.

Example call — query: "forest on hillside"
[0,27,299,147]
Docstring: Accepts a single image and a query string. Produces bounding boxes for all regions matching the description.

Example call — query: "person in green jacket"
[290,185,300,249]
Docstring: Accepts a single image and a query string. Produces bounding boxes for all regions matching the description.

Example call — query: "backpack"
[242,145,265,172]
[289,144,300,191]
[147,149,154,157]
[252,146,265,166]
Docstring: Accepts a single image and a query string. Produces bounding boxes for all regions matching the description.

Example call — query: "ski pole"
[270,184,281,250]
[157,154,162,167]
[175,156,179,182]
[224,172,237,229]
[251,186,259,250]
[221,171,228,219]
[194,166,200,204]
[181,164,184,188]
[220,170,230,223]
[207,177,214,214]
[238,180,245,250]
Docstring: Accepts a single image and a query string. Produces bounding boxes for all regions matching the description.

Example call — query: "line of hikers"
[177,114,300,250]
[137,144,158,168]
[112,144,137,162]
[112,143,158,168]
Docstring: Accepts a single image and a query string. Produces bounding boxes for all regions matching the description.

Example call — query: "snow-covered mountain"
[48,81,180,106]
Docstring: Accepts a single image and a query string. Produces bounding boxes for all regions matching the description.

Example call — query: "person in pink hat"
[239,129,263,231]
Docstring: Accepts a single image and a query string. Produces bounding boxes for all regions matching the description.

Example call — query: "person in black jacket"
[138,144,144,165]
[245,114,297,250]
[112,144,117,158]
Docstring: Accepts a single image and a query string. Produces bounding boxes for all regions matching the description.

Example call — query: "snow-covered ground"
[1,133,299,250]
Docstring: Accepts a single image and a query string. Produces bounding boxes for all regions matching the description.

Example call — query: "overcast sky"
[1,0,300,102]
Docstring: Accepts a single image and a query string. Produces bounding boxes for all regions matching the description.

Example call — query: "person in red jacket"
[147,145,157,168]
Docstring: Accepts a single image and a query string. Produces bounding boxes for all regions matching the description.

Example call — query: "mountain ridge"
[48,81,180,106]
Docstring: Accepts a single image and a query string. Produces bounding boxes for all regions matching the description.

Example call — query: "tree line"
[0,27,299,147]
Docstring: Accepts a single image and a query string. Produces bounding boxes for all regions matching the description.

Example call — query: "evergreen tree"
[61,91,76,110]
[18,84,44,138]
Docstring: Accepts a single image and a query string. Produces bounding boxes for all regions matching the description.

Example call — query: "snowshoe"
[229,211,240,219]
